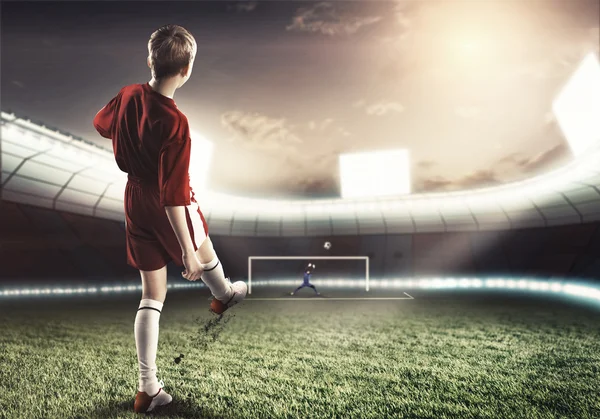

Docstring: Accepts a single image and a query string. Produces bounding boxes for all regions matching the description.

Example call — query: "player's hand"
[182,251,204,281]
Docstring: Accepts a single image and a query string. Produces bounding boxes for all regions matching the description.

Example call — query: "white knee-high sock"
[134,298,163,396]
[201,257,232,302]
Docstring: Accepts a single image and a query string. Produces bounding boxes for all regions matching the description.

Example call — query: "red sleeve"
[158,116,192,207]
[93,90,123,139]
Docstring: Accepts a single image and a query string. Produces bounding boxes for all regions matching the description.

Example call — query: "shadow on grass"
[85,397,223,418]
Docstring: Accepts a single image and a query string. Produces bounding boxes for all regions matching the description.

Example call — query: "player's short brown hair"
[148,24,197,80]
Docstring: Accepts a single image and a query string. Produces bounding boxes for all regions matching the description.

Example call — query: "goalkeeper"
[291,263,320,296]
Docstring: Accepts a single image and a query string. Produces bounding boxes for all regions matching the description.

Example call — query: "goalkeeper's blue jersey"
[303,272,311,284]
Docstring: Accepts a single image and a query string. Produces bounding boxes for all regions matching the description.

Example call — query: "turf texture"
[0,290,599,418]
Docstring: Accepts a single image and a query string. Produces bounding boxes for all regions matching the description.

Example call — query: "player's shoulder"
[160,107,188,128]
[118,83,141,95]
[174,109,189,125]
[110,83,141,103]
[120,83,189,139]
[158,108,190,141]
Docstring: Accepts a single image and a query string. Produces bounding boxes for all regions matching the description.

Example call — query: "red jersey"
[93,82,192,207]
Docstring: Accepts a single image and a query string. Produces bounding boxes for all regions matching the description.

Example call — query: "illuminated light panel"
[339,149,410,198]
[189,131,214,193]
[1,278,599,308]
[0,283,204,297]
[244,277,600,307]
[552,52,600,157]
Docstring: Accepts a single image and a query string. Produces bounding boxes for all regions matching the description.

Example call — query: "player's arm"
[159,119,193,252]
[93,90,123,139]
[164,206,195,254]
[158,116,203,280]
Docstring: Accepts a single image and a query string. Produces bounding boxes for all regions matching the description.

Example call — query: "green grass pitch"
[0,290,599,418]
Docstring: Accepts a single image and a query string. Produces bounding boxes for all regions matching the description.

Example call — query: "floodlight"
[552,52,600,157]
[339,149,410,198]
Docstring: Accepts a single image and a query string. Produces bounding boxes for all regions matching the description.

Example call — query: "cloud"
[11,80,25,89]
[215,114,345,198]
[392,0,418,29]
[416,141,572,193]
[417,160,436,170]
[221,111,351,183]
[221,111,302,153]
[455,106,482,119]
[296,176,338,197]
[228,2,257,13]
[306,118,350,136]
[307,118,330,131]
[495,143,571,175]
[457,170,501,188]
[286,2,382,36]
[338,127,352,137]
[354,100,405,116]
[497,152,523,166]
[274,144,340,194]
[281,148,339,172]
[367,101,405,116]
[377,0,420,46]
[518,143,571,173]
[416,170,501,192]
[417,176,453,192]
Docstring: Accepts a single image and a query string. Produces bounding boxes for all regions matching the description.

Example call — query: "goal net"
[248,256,370,295]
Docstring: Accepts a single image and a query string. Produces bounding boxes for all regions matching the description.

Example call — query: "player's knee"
[197,236,216,264]
[142,284,167,303]
[200,236,213,251]
[142,294,166,303]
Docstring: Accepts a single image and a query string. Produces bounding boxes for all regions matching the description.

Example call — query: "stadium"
[1,1,600,418]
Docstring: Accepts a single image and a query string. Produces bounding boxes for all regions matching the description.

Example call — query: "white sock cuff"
[138,299,163,312]
[201,257,220,271]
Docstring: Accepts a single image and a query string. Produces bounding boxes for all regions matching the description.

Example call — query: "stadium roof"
[2,110,600,236]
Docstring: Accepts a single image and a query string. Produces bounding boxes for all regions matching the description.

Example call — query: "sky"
[1,0,599,199]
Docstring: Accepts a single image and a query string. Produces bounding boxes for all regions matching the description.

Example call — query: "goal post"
[247,256,370,294]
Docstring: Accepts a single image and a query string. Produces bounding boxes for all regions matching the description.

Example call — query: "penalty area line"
[245,296,414,301]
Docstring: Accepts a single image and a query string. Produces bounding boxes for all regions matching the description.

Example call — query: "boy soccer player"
[93,24,247,414]
[291,263,320,296]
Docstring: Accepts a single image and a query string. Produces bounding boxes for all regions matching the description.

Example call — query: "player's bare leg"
[134,266,172,413]
[196,236,247,314]
[140,265,167,303]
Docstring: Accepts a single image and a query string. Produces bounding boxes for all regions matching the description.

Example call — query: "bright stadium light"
[3,277,600,308]
[552,52,600,157]
[189,130,214,193]
[0,283,204,298]
[339,149,410,198]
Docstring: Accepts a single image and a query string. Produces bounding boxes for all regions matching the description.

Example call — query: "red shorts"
[124,175,209,271]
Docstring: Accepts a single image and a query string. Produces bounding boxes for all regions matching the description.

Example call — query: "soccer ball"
[324,241,331,250]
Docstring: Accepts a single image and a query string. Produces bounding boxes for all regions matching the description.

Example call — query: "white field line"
[244,296,414,301]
